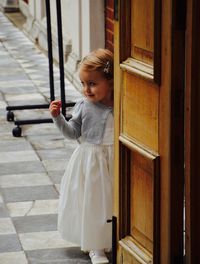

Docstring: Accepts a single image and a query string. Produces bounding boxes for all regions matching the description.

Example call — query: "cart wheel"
[7,111,14,122]
[65,114,72,121]
[12,126,22,137]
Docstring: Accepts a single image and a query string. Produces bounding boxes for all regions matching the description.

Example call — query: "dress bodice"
[102,112,114,145]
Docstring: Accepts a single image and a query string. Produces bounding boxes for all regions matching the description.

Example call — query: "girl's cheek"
[82,89,87,96]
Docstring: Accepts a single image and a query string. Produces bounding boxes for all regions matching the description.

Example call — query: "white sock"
[93,250,105,256]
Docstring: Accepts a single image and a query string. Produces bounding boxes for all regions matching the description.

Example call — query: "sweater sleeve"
[52,100,83,139]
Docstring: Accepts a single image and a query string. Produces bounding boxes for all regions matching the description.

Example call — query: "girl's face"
[79,69,113,106]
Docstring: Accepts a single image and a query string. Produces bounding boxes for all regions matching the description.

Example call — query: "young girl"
[49,48,114,264]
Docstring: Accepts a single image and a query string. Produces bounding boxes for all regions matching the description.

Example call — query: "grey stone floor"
[0,11,101,264]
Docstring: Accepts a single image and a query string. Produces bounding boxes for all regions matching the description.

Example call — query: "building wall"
[20,0,106,91]
[0,0,114,90]
[105,0,114,52]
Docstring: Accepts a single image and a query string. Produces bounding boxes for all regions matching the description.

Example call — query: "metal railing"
[6,0,75,137]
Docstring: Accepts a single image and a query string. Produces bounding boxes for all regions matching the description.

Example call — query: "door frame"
[185,0,200,262]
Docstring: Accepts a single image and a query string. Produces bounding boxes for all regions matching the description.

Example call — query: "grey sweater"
[52,99,113,144]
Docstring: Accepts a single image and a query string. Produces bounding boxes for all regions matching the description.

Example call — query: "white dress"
[57,113,114,251]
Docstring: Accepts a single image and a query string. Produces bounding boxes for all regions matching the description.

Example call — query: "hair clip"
[103,61,110,74]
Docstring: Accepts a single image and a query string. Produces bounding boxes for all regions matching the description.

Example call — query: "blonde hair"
[79,48,113,80]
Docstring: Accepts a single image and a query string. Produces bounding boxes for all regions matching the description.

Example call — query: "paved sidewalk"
[0,11,94,264]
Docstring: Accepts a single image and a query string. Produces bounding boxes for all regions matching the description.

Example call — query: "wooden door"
[113,0,185,263]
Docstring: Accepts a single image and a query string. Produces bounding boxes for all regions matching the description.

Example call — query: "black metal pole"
[112,216,117,264]
[107,216,117,264]
[45,0,55,102]
[56,0,66,117]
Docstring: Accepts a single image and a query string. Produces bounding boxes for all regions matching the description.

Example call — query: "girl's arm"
[50,100,82,139]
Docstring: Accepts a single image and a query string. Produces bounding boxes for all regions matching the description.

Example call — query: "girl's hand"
[49,100,61,117]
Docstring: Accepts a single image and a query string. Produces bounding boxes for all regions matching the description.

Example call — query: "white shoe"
[89,250,109,264]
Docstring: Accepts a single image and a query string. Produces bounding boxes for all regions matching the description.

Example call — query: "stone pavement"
[0,11,102,264]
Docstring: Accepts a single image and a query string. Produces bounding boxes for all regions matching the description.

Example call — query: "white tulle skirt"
[57,114,114,251]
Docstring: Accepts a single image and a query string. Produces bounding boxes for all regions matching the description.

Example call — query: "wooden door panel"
[131,0,154,65]
[120,0,161,84]
[130,152,153,252]
[119,138,160,262]
[121,72,158,151]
